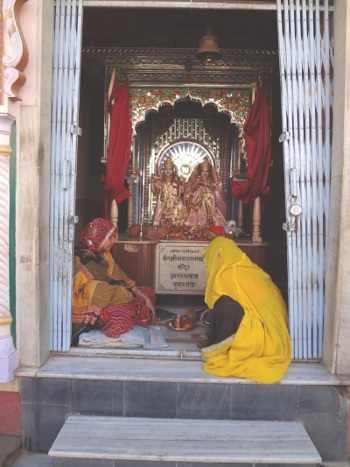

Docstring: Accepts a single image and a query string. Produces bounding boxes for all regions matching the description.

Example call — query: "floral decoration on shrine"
[130,88,251,133]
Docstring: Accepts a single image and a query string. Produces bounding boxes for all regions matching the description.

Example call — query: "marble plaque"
[155,241,207,294]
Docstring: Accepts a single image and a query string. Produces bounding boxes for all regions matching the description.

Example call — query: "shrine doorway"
[50,2,333,360]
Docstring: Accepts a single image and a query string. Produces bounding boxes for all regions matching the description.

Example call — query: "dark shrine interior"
[78,6,288,302]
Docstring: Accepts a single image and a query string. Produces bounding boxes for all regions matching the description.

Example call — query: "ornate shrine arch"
[130,87,251,137]
[128,91,246,226]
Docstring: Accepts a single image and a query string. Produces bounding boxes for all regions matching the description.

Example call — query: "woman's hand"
[135,289,159,323]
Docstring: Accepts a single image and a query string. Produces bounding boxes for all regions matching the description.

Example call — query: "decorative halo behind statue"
[156,139,216,182]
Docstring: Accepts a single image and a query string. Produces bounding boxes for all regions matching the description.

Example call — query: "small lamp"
[196,25,222,65]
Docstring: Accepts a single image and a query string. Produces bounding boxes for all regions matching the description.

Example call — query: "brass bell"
[196,25,222,64]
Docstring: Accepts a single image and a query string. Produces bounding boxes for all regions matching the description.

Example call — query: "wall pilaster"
[0,113,19,383]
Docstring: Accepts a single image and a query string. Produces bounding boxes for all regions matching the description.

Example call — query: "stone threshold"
[16,355,350,386]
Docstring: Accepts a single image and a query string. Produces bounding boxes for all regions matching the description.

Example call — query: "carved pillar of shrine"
[127,177,136,228]
[0,0,28,382]
[111,199,119,227]
[252,196,262,243]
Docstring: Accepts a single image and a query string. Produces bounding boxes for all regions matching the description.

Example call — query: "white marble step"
[49,415,322,464]
[17,357,346,386]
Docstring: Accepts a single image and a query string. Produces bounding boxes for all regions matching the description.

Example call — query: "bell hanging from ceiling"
[196,25,222,65]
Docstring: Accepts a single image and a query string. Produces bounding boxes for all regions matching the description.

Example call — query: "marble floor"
[156,305,208,351]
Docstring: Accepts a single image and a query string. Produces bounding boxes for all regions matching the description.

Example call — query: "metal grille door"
[50,0,83,351]
[277,0,333,359]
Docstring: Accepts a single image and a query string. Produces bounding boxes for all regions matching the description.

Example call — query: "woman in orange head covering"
[201,236,291,383]
[72,218,157,343]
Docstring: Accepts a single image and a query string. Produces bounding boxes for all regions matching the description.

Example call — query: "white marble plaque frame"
[155,241,207,294]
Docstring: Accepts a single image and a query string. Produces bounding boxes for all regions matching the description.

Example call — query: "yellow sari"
[202,237,292,383]
[72,250,135,324]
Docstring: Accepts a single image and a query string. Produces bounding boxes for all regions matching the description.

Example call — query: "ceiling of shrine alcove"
[82,8,278,49]
[81,8,279,91]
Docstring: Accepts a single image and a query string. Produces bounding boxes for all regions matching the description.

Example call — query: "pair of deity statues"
[150,156,227,229]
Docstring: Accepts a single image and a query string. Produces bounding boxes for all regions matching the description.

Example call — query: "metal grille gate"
[48,1,333,356]
[50,0,83,351]
[277,0,333,359]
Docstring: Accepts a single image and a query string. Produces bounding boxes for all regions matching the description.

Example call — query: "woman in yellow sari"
[201,237,292,383]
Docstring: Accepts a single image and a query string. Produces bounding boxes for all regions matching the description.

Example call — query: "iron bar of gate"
[51,0,83,351]
[62,0,74,350]
[308,0,319,359]
[65,0,83,351]
[305,0,313,356]
[51,0,68,350]
[293,0,309,358]
[277,0,294,356]
[58,0,72,350]
[301,0,313,358]
[299,0,308,359]
[322,0,332,356]
[287,0,303,358]
[62,0,80,349]
[313,0,324,355]
[50,1,61,350]
[56,0,72,350]
[62,1,74,350]
[283,0,301,357]
[296,0,308,358]
[71,0,83,342]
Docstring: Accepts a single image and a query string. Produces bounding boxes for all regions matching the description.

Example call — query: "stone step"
[49,415,321,465]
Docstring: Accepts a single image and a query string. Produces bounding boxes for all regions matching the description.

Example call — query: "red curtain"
[103,77,132,219]
[231,180,250,203]
[244,84,272,199]
[231,85,272,203]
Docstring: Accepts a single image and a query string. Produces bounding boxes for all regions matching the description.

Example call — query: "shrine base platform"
[113,236,268,293]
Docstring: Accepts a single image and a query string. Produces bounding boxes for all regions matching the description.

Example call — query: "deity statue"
[150,156,186,228]
[183,157,227,228]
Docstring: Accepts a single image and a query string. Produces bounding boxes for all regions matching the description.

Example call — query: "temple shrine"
[90,51,276,300]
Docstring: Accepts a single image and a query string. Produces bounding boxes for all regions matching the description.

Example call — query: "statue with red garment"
[150,156,187,228]
[183,157,227,228]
